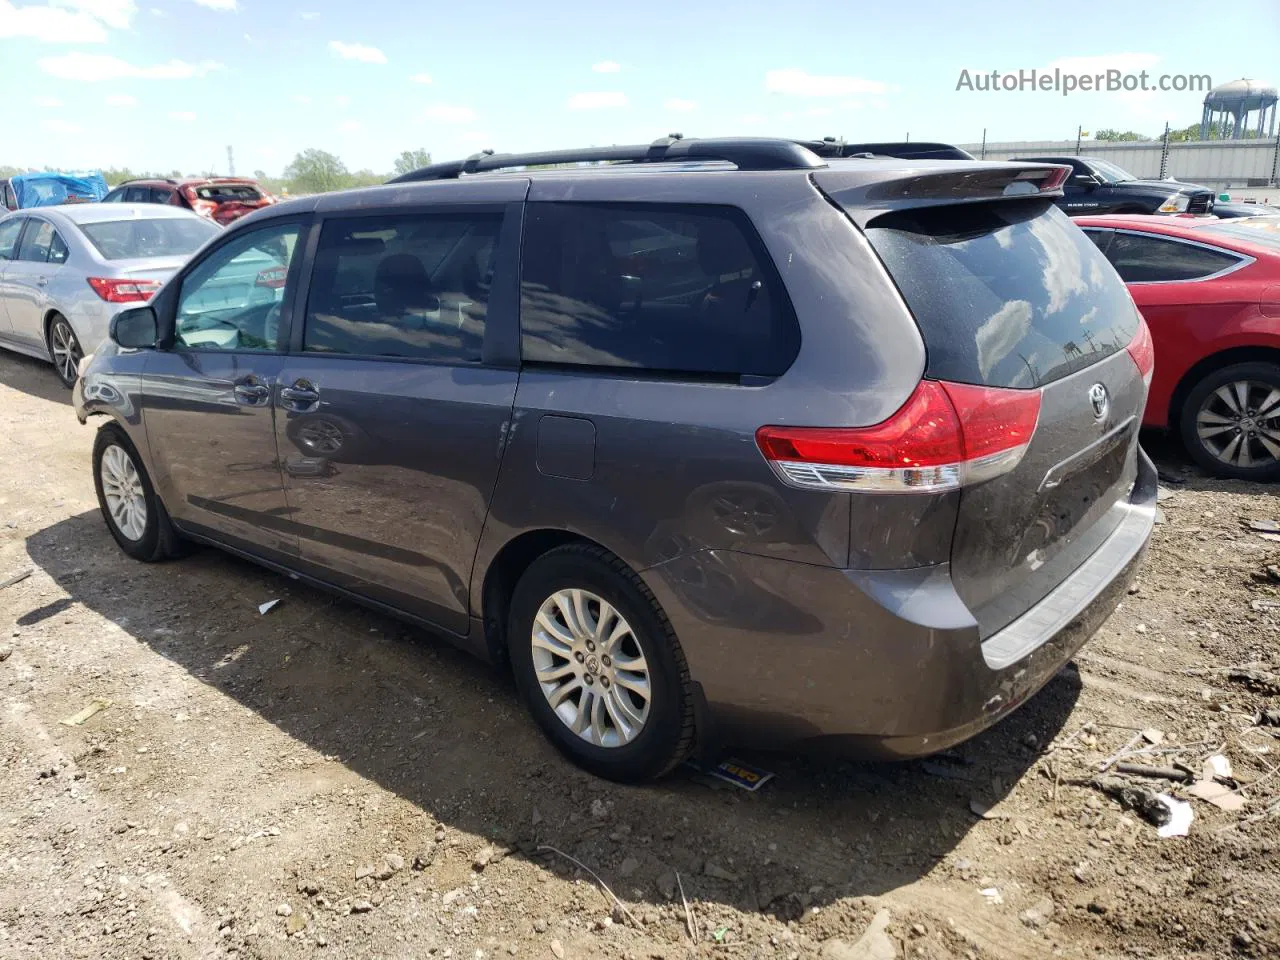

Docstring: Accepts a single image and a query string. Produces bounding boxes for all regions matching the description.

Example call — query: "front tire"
[93,424,185,561]
[507,544,695,782]
[1180,361,1280,481]
[46,314,82,388]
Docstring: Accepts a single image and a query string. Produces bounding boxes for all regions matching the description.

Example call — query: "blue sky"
[3,0,1278,177]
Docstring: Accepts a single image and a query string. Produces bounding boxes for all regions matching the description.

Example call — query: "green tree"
[283,148,349,194]
[1094,129,1150,142]
[392,148,432,176]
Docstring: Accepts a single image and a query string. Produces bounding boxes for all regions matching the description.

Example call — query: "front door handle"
[233,380,270,404]
[280,380,320,409]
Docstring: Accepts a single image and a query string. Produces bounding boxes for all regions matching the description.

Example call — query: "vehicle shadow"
[24,511,1081,917]
[0,351,71,406]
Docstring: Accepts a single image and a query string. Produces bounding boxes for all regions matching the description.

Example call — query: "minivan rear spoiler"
[814,163,1071,228]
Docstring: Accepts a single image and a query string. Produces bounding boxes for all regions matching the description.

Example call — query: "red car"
[101,177,275,226]
[1075,214,1280,480]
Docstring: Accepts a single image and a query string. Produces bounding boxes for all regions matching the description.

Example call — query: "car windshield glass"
[195,184,262,203]
[1087,159,1137,183]
[1199,216,1280,252]
[79,217,218,259]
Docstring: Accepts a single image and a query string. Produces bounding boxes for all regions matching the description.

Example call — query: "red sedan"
[1075,214,1280,480]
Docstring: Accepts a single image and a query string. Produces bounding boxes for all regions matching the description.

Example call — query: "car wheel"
[93,424,186,561]
[46,314,82,388]
[507,543,695,782]
[1180,361,1280,481]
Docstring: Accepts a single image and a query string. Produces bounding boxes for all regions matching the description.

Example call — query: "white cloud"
[42,118,83,134]
[409,72,433,84]
[1046,52,1161,73]
[168,110,196,122]
[290,93,312,105]
[299,9,318,18]
[39,52,221,81]
[56,0,136,28]
[567,91,628,110]
[664,97,697,112]
[0,1,109,42]
[105,93,137,106]
[149,5,164,13]
[189,0,236,9]
[334,94,351,107]
[422,104,476,123]
[34,95,64,107]
[765,68,889,97]
[329,40,386,64]
[339,119,362,134]
[591,60,620,73]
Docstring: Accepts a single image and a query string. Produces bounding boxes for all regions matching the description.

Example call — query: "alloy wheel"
[50,318,82,386]
[530,588,652,748]
[1194,380,1280,469]
[99,444,148,541]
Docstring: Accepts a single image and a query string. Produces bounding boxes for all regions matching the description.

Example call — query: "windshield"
[1086,158,1138,184]
[1200,216,1280,252]
[80,217,219,260]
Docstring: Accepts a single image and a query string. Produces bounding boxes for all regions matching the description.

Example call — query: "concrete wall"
[956,138,1280,192]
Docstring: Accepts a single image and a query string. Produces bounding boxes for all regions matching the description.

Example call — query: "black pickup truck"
[1011,155,1215,216]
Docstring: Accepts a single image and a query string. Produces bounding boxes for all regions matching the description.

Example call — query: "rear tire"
[93,423,187,561]
[1179,361,1280,481]
[507,543,695,782]
[46,314,82,388]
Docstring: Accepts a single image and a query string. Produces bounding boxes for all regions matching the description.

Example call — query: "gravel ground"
[2,348,1279,960]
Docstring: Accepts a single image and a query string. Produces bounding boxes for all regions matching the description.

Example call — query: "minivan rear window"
[866,200,1138,389]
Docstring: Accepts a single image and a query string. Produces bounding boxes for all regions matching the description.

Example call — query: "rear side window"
[303,211,502,363]
[124,186,150,203]
[151,188,174,203]
[1103,232,1243,282]
[520,203,799,379]
[16,220,56,262]
[866,200,1138,389]
[0,218,25,260]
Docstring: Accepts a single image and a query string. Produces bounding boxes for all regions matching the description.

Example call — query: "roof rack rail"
[802,138,975,161]
[387,135,827,183]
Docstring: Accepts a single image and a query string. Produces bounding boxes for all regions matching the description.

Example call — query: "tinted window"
[2,183,15,211]
[1083,228,1113,254]
[176,222,301,352]
[16,220,55,262]
[102,189,125,203]
[1104,232,1241,282]
[80,217,217,260]
[151,188,174,203]
[124,186,150,203]
[303,211,501,363]
[866,200,1139,388]
[48,230,69,265]
[196,184,263,202]
[0,218,24,260]
[520,203,798,378]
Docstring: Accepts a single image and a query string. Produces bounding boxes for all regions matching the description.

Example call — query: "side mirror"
[110,306,158,349]
[1070,173,1100,188]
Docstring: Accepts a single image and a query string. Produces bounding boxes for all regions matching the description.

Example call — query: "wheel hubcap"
[298,420,344,455]
[100,445,148,541]
[1196,380,1280,469]
[531,588,651,748]
[51,320,82,384]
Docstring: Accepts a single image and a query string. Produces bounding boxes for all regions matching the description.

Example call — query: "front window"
[79,217,218,260]
[1085,159,1138,184]
[175,221,301,351]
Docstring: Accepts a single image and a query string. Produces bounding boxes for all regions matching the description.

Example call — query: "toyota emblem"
[1088,383,1109,421]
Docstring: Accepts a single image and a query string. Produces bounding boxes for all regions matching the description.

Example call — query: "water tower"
[1200,78,1277,139]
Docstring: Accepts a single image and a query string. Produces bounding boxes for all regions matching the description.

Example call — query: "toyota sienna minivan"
[74,137,1157,782]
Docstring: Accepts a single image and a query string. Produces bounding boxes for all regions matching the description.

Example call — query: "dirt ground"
[2,349,1279,960]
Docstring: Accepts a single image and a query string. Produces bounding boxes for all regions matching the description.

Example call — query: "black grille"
[1187,193,1212,214]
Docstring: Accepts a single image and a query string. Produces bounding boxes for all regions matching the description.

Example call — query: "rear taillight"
[1126,317,1155,387]
[255,266,287,288]
[87,277,161,303]
[756,380,1042,493]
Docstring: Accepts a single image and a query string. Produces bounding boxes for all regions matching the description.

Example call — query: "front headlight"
[1157,193,1191,214]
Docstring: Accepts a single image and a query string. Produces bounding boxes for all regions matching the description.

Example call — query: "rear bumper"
[642,449,1157,757]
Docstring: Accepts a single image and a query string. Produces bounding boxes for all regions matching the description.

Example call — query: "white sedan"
[0,203,218,386]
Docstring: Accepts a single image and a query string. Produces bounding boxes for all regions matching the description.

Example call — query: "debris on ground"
[821,908,896,960]
[1187,780,1247,812]
[1247,519,1280,533]
[59,698,111,727]
[1155,795,1194,838]
[1094,777,1173,827]
[258,599,281,615]
[704,758,775,792]
[0,568,32,590]
[979,887,1004,905]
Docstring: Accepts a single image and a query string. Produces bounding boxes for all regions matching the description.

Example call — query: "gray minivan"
[74,137,1157,782]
